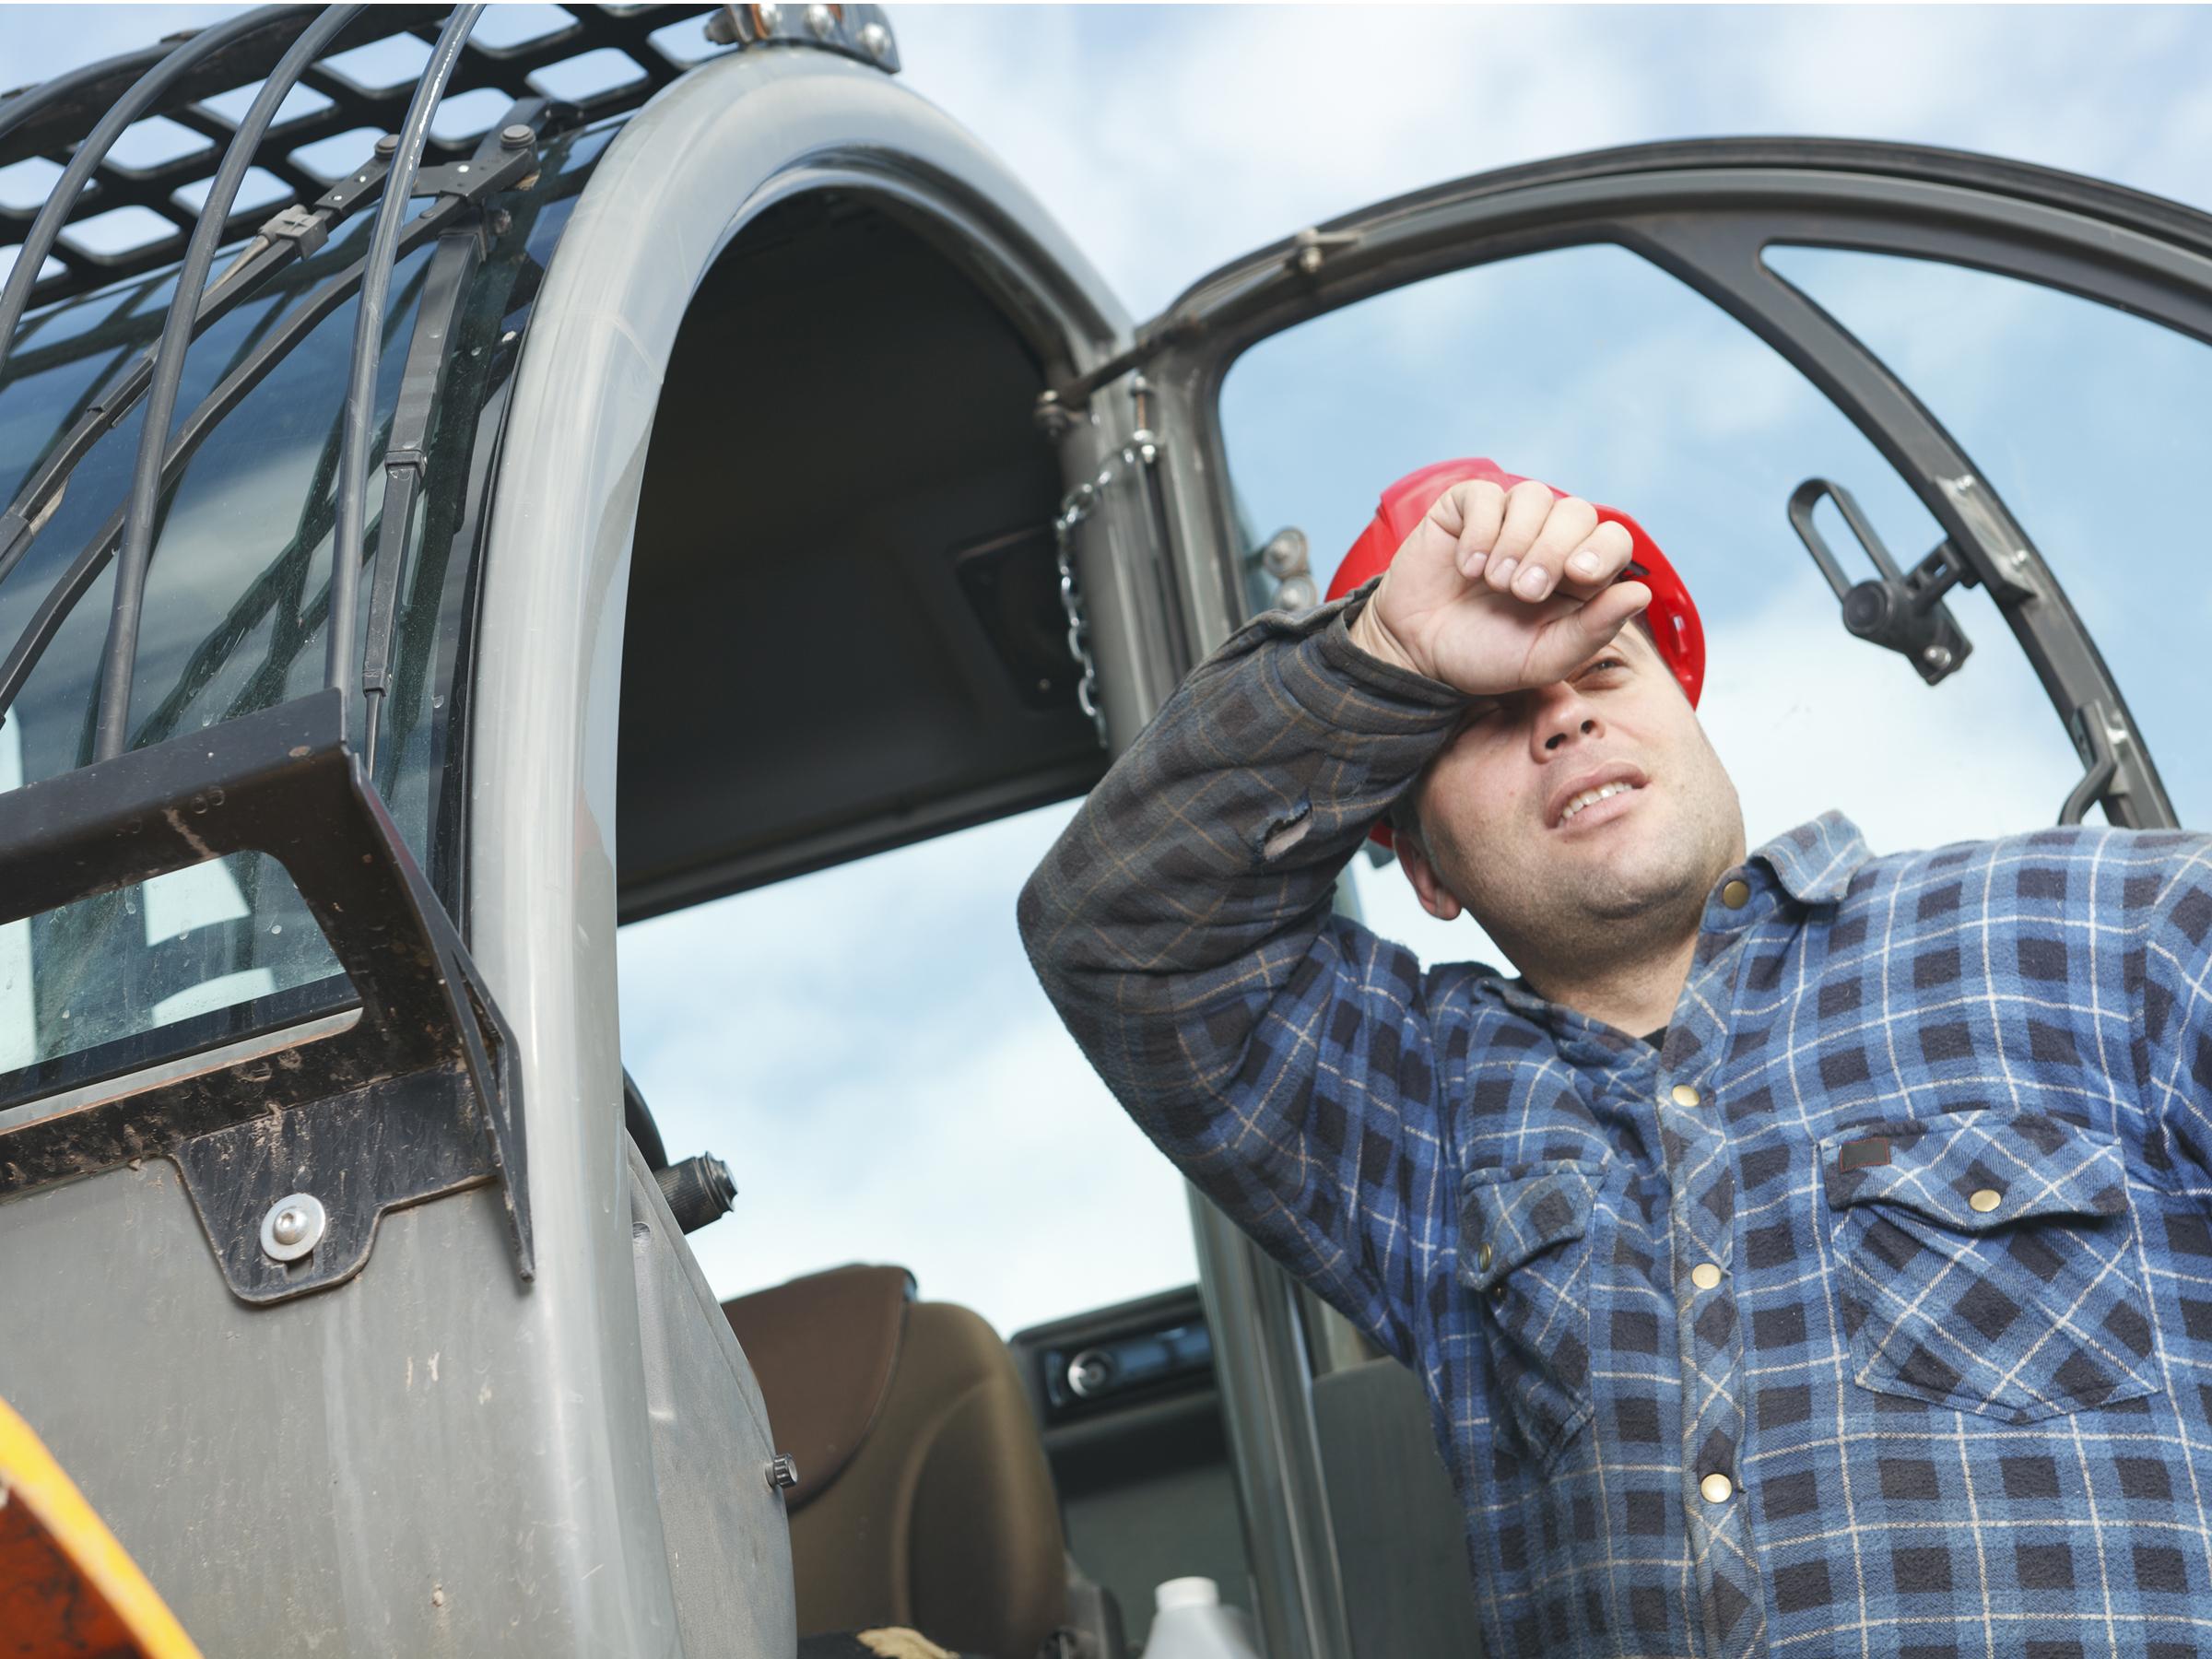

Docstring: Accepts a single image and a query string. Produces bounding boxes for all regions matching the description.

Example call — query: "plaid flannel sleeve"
[1018,586,1468,1358]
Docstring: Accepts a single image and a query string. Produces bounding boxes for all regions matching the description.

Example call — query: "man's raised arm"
[1018,478,1651,1357]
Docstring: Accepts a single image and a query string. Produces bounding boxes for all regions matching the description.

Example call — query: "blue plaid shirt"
[1018,588,2212,1659]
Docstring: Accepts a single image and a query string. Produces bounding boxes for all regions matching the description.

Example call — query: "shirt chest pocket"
[1457,1159,1601,1468]
[1821,1112,2158,1424]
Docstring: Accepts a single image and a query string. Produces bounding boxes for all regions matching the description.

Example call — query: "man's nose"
[1530,684,1603,758]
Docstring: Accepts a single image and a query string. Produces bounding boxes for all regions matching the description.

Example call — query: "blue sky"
[5,5,2208,1336]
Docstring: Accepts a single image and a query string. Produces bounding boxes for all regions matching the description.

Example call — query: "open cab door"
[1057,137,2212,1657]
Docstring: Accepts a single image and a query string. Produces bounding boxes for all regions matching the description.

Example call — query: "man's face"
[1399,619,1747,971]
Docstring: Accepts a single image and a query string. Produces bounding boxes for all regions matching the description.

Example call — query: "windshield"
[0,120,612,1096]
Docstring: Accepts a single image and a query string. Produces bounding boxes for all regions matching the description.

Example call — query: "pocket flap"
[1821,1112,2125,1233]
[1456,1161,1600,1292]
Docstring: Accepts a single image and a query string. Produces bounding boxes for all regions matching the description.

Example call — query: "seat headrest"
[723,1264,915,1512]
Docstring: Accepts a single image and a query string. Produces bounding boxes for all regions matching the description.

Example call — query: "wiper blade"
[324,3,487,714]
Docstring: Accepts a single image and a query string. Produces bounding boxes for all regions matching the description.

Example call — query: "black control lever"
[1788,478,1975,686]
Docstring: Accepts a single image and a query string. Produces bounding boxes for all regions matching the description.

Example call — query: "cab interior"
[613,187,1246,1657]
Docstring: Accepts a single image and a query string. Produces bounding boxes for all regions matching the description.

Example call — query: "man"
[1018,459,2212,1659]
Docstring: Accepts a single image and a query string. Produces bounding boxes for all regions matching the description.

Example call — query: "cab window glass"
[1762,245,2210,829]
[616,801,1201,1337]
[1218,244,2091,968]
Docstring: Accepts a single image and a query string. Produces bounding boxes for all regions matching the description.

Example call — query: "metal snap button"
[1721,878,1750,910]
[1670,1083,1702,1108]
[1969,1188,2003,1213]
[1477,1241,1494,1271]
[1700,1472,1734,1503]
[1690,1263,1723,1291]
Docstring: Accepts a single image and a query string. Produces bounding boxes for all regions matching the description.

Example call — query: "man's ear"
[1396,831,1465,922]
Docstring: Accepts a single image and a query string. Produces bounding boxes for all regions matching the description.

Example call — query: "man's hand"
[1346,478,1652,696]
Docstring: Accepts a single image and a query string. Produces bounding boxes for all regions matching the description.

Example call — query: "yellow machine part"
[0,1394,201,1658]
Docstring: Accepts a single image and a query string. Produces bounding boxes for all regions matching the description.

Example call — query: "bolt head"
[375,134,399,156]
[1922,644,1953,671]
[259,1191,326,1262]
[860,20,891,58]
[756,0,783,28]
[500,124,535,149]
[805,3,835,38]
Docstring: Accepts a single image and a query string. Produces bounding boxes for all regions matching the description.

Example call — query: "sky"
[4,4,2209,1338]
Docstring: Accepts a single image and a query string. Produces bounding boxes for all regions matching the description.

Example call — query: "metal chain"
[1052,433,1156,751]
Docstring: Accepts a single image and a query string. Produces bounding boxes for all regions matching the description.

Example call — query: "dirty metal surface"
[0,688,529,1301]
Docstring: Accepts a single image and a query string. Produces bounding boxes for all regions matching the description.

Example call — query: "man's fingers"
[1551,580,1653,661]
[1484,481,1558,591]
[1559,521,1634,594]
[1500,495,1600,603]
[1446,481,1507,578]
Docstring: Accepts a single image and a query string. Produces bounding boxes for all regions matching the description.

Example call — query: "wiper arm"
[324,3,487,718]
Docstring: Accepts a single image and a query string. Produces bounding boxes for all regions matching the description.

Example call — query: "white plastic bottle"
[1142,1577,1266,1659]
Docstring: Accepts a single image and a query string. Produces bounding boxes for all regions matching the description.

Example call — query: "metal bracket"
[704,3,900,72]
[0,689,531,1304]
[1788,477,1974,684]
[2058,697,2134,826]
[1287,226,1359,276]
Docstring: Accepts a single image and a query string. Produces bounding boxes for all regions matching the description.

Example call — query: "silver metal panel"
[0,1159,606,1654]
[627,1143,795,1654]
[467,42,1132,1655]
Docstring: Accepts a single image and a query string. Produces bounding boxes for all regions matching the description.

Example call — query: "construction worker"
[1019,458,2212,1657]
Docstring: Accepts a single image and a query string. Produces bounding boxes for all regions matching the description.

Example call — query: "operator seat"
[723,1264,1069,1658]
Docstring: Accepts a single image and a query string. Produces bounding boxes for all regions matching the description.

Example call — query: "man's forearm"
[1017,583,1465,1110]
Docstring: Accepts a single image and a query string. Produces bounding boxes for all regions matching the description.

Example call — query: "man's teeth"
[1560,781,1637,822]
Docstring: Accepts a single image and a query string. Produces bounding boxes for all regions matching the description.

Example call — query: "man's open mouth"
[1560,781,1641,823]
[1546,763,1650,829]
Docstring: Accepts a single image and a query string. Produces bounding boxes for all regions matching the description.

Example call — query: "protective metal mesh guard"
[0,3,717,309]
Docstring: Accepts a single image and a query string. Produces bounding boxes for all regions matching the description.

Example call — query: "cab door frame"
[1069,134,2212,1659]
[1111,137,2212,829]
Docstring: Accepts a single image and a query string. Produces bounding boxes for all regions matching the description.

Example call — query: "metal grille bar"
[1,3,717,312]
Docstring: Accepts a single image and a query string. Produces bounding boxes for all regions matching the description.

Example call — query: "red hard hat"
[1326,457,1705,851]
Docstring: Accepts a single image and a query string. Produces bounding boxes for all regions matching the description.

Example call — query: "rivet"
[805,2,834,37]
[1670,1083,1702,1109]
[1969,1187,2003,1213]
[500,124,535,149]
[1690,1263,1723,1291]
[1923,644,1954,672]
[859,20,891,59]
[1721,878,1750,910]
[1700,1471,1735,1503]
[375,134,399,156]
